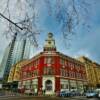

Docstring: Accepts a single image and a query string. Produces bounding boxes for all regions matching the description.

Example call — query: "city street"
[0,1,100,100]
[0,96,99,100]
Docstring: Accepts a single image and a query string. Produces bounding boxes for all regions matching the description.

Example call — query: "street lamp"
[0,12,38,47]
[0,12,23,30]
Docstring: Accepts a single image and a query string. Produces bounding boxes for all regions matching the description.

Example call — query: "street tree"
[0,0,96,47]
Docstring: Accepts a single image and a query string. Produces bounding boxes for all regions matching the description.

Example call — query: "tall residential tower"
[0,33,31,87]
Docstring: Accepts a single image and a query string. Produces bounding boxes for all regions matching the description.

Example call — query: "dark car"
[70,91,81,96]
[0,92,5,96]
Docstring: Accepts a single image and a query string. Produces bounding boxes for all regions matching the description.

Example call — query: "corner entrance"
[42,76,55,95]
[45,80,52,91]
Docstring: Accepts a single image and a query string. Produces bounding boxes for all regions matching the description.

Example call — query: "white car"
[24,89,34,95]
[85,90,97,98]
[97,92,100,98]
[95,88,100,98]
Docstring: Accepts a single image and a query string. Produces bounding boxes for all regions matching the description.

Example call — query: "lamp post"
[0,12,23,30]
[0,12,38,47]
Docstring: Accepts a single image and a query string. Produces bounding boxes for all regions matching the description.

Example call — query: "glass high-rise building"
[0,33,31,85]
[11,39,31,65]
[0,44,11,80]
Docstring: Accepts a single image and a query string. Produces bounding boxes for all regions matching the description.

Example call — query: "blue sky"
[31,0,100,64]
[0,0,100,65]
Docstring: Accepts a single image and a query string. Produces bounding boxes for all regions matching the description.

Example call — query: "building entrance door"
[45,80,52,91]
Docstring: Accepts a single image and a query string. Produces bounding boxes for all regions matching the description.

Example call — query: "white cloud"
[73,49,91,58]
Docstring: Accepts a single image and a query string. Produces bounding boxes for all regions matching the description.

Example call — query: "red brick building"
[18,33,87,95]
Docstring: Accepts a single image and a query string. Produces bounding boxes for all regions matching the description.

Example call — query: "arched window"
[45,80,52,91]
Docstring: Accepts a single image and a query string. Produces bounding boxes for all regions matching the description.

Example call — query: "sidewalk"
[71,96,86,99]
[0,92,22,97]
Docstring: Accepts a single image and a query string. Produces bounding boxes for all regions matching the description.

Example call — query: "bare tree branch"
[0,0,96,48]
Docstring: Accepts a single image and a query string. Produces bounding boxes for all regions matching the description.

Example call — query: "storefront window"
[24,80,31,89]
[61,84,64,89]
[66,84,69,89]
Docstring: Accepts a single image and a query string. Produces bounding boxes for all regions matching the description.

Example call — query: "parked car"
[95,89,100,98]
[24,89,34,95]
[97,92,100,98]
[85,90,97,98]
[70,91,81,96]
[0,92,5,96]
[0,89,9,96]
[59,91,71,97]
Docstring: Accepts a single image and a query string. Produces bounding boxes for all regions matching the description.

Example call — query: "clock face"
[48,41,51,44]
[48,33,53,38]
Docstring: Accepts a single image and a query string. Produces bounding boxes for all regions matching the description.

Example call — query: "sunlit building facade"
[8,60,29,89]
[78,56,100,89]
[19,33,87,95]
[93,62,100,88]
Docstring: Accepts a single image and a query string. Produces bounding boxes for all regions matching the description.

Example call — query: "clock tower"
[44,33,56,51]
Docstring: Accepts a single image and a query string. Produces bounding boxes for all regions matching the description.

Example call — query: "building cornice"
[56,52,84,66]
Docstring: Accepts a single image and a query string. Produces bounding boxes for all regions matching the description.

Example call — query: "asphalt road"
[0,96,99,100]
